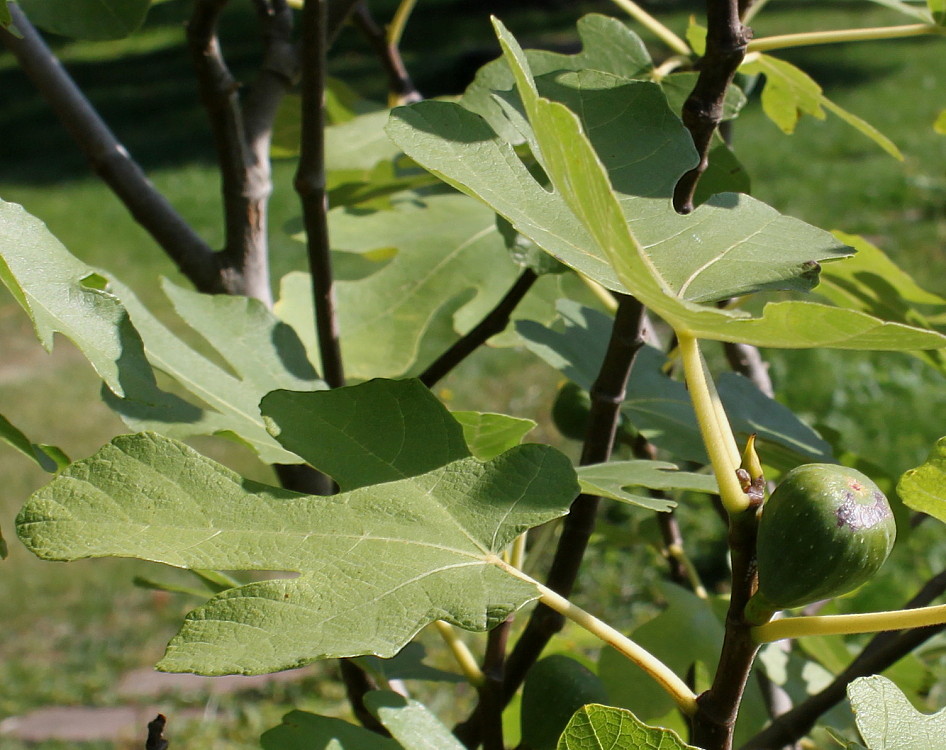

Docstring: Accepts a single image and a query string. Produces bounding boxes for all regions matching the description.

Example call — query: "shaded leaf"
[897,437,946,523]
[518,302,834,468]
[0,413,69,472]
[17,432,579,675]
[355,642,464,684]
[261,710,399,750]
[105,278,324,463]
[282,193,555,379]
[452,411,536,461]
[365,691,466,750]
[848,675,946,749]
[556,704,700,750]
[742,55,903,159]
[1,0,12,30]
[19,0,150,39]
[577,461,717,511]
[262,379,470,491]
[458,13,653,144]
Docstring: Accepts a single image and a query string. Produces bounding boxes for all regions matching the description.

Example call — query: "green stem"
[433,621,486,687]
[387,0,418,48]
[495,558,698,716]
[608,0,692,56]
[753,603,946,643]
[677,333,747,514]
[747,23,945,53]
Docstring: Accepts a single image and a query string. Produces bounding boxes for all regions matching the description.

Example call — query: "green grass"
[2,1,946,747]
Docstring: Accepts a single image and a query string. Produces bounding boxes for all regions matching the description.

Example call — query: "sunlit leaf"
[848,675,946,749]
[0,413,69,472]
[452,411,536,461]
[742,55,903,159]
[105,278,324,463]
[19,0,150,39]
[556,704,701,750]
[365,691,466,750]
[17,432,579,674]
[897,437,946,523]
[577,461,717,511]
[0,200,155,398]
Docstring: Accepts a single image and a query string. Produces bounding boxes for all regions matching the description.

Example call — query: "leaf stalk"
[753,603,946,643]
[747,23,946,53]
[608,0,693,55]
[433,621,486,687]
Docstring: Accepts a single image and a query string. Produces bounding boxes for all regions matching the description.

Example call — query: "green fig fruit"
[520,655,609,750]
[552,382,594,442]
[745,464,896,625]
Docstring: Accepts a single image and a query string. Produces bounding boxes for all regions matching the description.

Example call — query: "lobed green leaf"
[556,704,701,750]
[17,432,578,674]
[897,437,946,523]
[848,675,946,749]
[577,461,717,511]
[365,691,467,750]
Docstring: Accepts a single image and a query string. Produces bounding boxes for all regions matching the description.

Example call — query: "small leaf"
[577,461,717,511]
[262,379,471,491]
[0,200,156,398]
[0,413,69,472]
[452,411,536,461]
[19,0,150,40]
[556,704,701,750]
[934,109,946,135]
[848,675,946,749]
[929,0,946,24]
[1,0,12,29]
[17,432,579,675]
[261,710,399,750]
[365,691,466,750]
[897,437,946,523]
[742,55,902,159]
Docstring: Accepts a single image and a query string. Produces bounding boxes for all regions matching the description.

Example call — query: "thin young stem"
[753,603,946,643]
[420,270,538,388]
[608,0,692,55]
[295,0,345,388]
[352,3,421,106]
[495,559,698,716]
[673,0,750,213]
[433,621,486,687]
[742,569,946,749]
[677,334,746,514]
[387,0,419,48]
[747,24,945,53]
[0,5,222,293]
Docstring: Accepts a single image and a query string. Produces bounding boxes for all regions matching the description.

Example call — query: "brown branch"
[295,0,345,388]
[673,0,751,214]
[339,659,391,736]
[723,342,773,398]
[0,5,222,293]
[351,3,421,105]
[145,714,169,750]
[187,0,279,304]
[454,294,647,748]
[420,270,538,388]
[691,503,762,750]
[480,616,513,750]
[741,568,946,750]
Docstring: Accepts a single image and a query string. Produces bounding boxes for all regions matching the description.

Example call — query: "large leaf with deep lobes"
[17,432,578,675]
[388,21,946,351]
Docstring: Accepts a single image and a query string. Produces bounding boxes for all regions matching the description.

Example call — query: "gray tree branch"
[0,4,222,293]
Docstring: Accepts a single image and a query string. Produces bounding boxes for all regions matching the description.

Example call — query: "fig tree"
[745,464,896,625]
